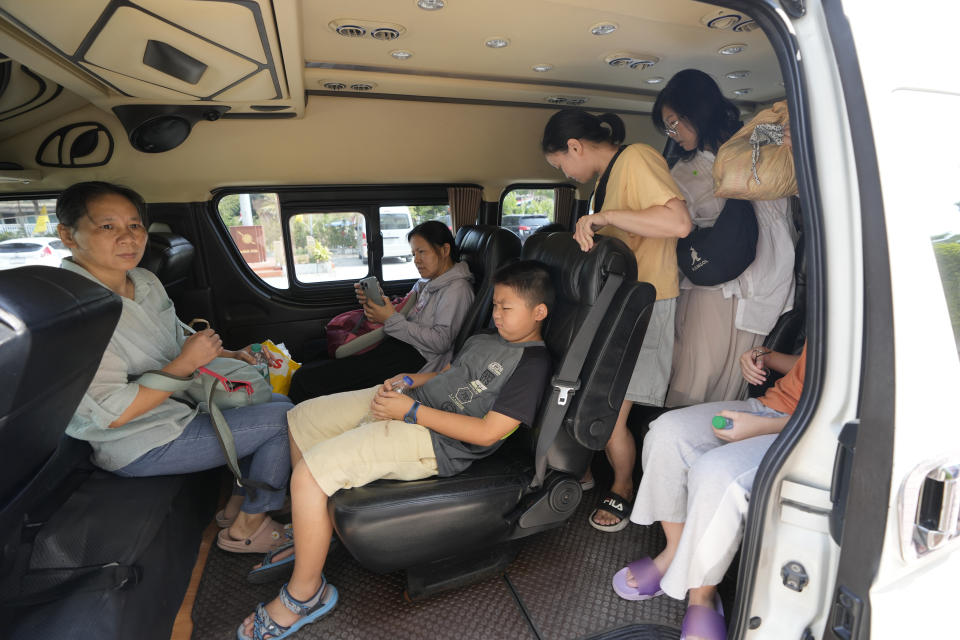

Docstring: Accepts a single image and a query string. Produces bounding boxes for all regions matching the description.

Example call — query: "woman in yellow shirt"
[542,109,692,531]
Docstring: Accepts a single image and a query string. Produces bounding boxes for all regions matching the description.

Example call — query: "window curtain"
[447,186,482,231]
[553,186,575,229]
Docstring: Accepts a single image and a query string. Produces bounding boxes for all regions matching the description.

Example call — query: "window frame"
[211,184,475,300]
[497,183,573,227]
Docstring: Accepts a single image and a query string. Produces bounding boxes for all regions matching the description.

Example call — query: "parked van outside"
[357,206,415,264]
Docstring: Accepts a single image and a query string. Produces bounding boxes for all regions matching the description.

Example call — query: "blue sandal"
[237,577,339,640]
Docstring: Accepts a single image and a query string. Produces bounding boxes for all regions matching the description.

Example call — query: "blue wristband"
[403,400,421,424]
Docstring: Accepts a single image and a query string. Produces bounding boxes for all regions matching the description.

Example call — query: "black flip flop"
[589,490,633,532]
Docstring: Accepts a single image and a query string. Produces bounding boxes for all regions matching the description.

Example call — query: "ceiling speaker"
[130,115,191,153]
[112,105,229,154]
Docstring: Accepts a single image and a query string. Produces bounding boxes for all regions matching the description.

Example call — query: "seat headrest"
[455,225,522,289]
[521,232,638,304]
[138,232,195,287]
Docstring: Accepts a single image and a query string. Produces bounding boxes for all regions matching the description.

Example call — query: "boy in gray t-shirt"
[238,261,554,640]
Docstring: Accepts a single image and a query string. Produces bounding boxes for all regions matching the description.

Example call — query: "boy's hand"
[370,390,414,421]
[382,374,412,392]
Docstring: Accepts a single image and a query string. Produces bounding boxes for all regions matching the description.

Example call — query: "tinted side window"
[217,193,288,288]
[500,188,556,244]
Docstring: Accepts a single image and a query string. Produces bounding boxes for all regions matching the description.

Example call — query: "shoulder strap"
[591,145,628,213]
[530,271,624,489]
[134,369,280,497]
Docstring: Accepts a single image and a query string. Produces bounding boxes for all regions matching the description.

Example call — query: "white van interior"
[1,1,958,639]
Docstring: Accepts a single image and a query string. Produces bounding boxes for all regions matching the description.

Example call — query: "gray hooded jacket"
[383,260,475,371]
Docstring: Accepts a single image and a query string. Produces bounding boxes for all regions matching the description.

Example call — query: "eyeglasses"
[662,117,681,138]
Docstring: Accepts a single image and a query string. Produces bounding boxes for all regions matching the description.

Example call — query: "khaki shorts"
[287,386,438,496]
[624,297,676,406]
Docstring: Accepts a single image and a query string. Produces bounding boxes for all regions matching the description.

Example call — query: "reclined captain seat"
[329,232,656,597]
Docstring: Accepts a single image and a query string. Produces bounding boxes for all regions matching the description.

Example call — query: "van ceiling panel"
[302,0,782,103]
[0,0,110,55]
[0,0,292,109]
[84,7,262,99]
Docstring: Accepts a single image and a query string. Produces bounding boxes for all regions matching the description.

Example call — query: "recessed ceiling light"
[417,0,445,10]
[725,70,750,79]
[590,22,618,36]
[391,50,413,60]
[322,82,346,91]
[532,64,553,72]
[732,88,753,96]
[485,38,510,48]
[718,43,748,55]
[645,77,665,84]
[350,82,376,92]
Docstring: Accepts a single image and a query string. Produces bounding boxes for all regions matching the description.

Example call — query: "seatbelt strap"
[530,271,624,489]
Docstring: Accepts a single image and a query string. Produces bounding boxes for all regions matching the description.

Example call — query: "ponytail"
[541,109,626,153]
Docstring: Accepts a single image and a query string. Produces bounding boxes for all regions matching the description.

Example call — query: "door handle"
[899,460,960,560]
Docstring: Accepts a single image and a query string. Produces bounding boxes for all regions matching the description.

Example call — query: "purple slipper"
[680,594,726,640]
[611,557,664,601]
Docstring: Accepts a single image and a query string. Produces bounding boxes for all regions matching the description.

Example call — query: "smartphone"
[358,276,385,306]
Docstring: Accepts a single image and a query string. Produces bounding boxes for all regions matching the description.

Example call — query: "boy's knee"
[291,460,322,495]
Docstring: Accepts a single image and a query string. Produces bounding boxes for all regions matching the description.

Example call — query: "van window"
[501,187,556,243]
[379,204,452,283]
[216,192,288,288]
[0,197,64,270]
[289,212,365,285]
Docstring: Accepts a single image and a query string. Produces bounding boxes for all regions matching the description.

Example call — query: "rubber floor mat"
[191,493,688,639]
[582,624,681,640]
[190,541,536,639]
[503,496,686,640]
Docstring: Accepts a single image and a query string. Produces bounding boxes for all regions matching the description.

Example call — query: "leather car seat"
[451,224,522,355]
[329,233,655,595]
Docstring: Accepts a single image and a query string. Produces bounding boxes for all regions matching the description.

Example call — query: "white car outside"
[0,237,70,270]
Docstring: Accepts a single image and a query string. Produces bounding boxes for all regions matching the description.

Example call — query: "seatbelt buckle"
[552,376,581,406]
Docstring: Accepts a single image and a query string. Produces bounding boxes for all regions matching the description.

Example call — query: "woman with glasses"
[653,69,797,407]
[56,181,294,555]
[542,109,693,532]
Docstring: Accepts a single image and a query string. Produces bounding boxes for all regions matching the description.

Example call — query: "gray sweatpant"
[629,397,784,599]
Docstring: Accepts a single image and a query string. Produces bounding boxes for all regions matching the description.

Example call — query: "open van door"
[733,1,960,638]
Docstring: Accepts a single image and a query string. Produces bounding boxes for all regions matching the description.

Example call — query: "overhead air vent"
[370,27,401,41]
[604,52,660,70]
[334,24,366,38]
[329,19,406,40]
[350,82,376,92]
[700,10,757,33]
[323,81,346,91]
[546,95,588,106]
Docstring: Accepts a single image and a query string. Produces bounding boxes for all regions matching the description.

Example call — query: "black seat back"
[522,232,655,467]
[138,230,195,290]
[0,267,120,508]
[452,225,522,354]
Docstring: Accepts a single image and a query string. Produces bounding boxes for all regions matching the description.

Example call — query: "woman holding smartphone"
[288,220,475,403]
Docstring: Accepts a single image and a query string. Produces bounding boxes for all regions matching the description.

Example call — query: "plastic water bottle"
[250,343,271,382]
[360,375,414,424]
[391,375,414,394]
